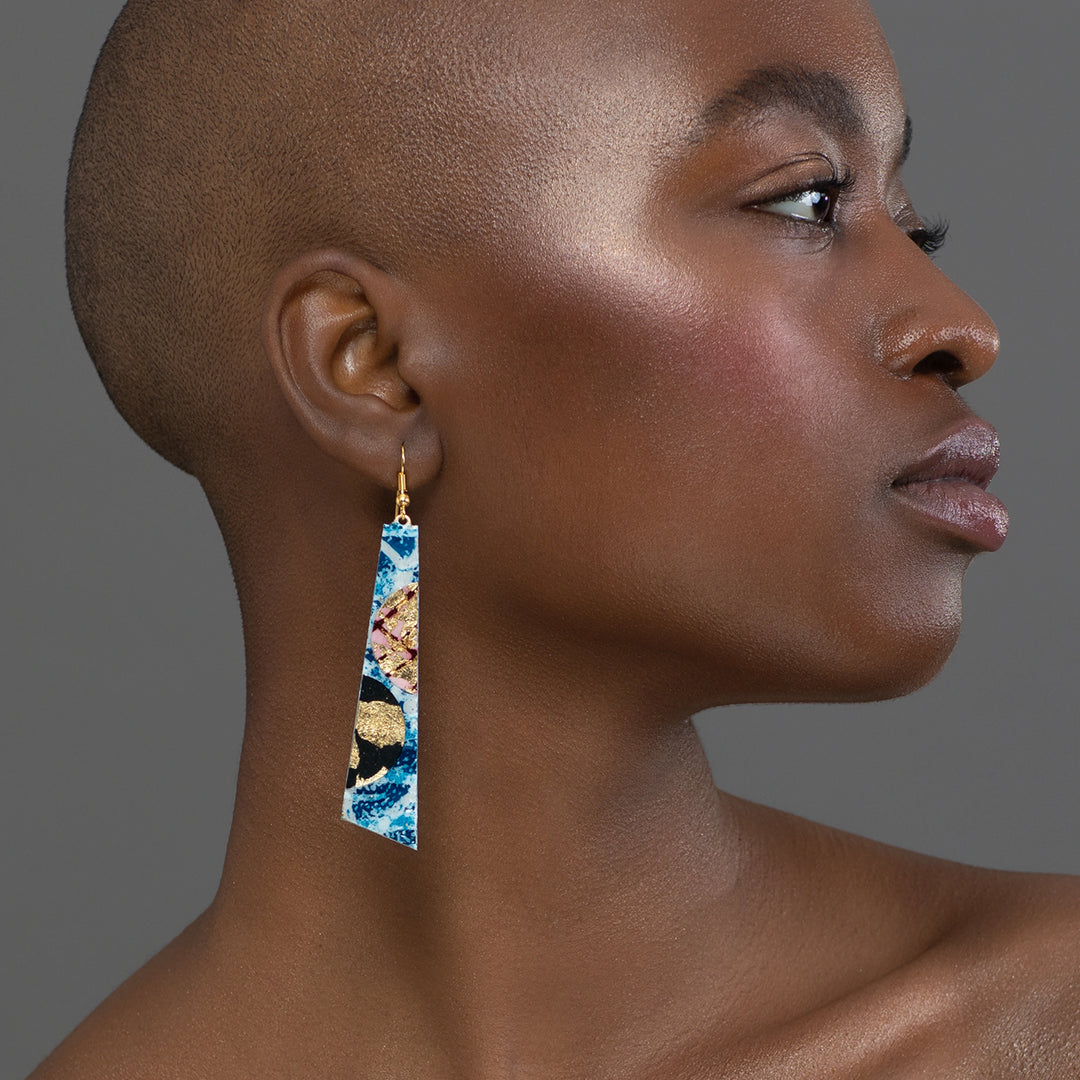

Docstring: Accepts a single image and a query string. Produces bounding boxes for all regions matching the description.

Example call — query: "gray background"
[2,1,1077,1075]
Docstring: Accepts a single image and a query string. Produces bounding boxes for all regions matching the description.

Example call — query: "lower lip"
[890,479,1009,551]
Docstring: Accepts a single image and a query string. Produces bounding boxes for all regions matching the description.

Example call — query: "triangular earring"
[341,444,419,849]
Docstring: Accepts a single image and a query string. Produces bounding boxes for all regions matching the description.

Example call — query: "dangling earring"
[341,444,419,849]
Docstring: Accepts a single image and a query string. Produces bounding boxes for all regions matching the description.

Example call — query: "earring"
[341,444,419,849]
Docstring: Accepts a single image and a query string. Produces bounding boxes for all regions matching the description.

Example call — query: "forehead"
[432,1,892,273]
[496,0,902,132]
[421,0,903,241]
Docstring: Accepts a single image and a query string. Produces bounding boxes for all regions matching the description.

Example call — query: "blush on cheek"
[435,228,970,706]
[670,296,849,492]
[639,290,973,702]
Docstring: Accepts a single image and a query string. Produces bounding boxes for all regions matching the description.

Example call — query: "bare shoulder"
[815,809,1080,1065]
[955,870,1080,1039]
[710,874,1080,1080]
[26,914,220,1080]
[975,867,1080,946]
[875,869,1080,1078]
[736,790,1080,947]
[713,797,1080,1078]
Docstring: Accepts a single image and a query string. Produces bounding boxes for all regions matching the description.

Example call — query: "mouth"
[889,419,1009,551]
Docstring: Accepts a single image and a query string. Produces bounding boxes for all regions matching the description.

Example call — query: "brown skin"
[35,0,1080,1077]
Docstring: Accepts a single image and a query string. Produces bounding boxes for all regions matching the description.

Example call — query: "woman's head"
[66,0,1004,715]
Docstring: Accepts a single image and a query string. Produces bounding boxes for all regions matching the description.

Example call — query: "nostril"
[911,350,965,386]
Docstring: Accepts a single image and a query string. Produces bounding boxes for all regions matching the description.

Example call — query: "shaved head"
[66,0,520,477]
[63,0,1003,708]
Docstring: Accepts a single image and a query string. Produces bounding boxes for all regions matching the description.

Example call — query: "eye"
[753,167,855,229]
[758,186,836,224]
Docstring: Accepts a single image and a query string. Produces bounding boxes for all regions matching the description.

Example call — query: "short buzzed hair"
[66,0,510,477]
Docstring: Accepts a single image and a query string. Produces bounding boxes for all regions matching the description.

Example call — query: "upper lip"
[892,419,1001,489]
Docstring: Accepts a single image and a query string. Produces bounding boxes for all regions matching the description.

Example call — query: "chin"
[802,615,963,705]
[720,597,967,707]
[798,561,972,703]
[693,626,961,710]
[679,567,971,709]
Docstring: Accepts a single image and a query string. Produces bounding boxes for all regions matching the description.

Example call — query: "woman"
[21,0,1080,1074]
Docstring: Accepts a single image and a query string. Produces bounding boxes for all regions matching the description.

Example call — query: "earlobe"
[263,250,435,485]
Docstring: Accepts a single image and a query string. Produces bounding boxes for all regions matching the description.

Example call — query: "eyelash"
[908,218,950,256]
[756,168,950,256]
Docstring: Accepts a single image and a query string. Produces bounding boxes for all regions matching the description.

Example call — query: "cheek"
[427,250,968,706]
[664,286,970,699]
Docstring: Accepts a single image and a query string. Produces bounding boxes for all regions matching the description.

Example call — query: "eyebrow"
[687,64,913,168]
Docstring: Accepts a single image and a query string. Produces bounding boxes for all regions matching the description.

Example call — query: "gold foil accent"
[354,699,407,749]
[351,699,407,787]
[372,583,418,693]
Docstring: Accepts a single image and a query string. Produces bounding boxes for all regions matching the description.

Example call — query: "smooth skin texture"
[37,0,1080,1076]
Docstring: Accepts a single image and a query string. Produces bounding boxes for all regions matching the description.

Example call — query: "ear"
[262,249,440,489]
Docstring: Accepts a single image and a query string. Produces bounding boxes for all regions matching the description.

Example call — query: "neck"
[205,484,752,1075]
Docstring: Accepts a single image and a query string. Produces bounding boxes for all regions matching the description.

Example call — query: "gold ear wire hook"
[394,444,412,525]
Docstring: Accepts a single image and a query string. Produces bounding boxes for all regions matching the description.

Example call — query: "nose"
[874,233,1000,390]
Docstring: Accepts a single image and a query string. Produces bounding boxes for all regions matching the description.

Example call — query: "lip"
[890,419,1009,551]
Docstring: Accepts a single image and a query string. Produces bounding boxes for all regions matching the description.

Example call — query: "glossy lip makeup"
[890,419,1009,551]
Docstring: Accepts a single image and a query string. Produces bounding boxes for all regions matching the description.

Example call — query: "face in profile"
[401,0,1004,711]
[67,0,1007,720]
